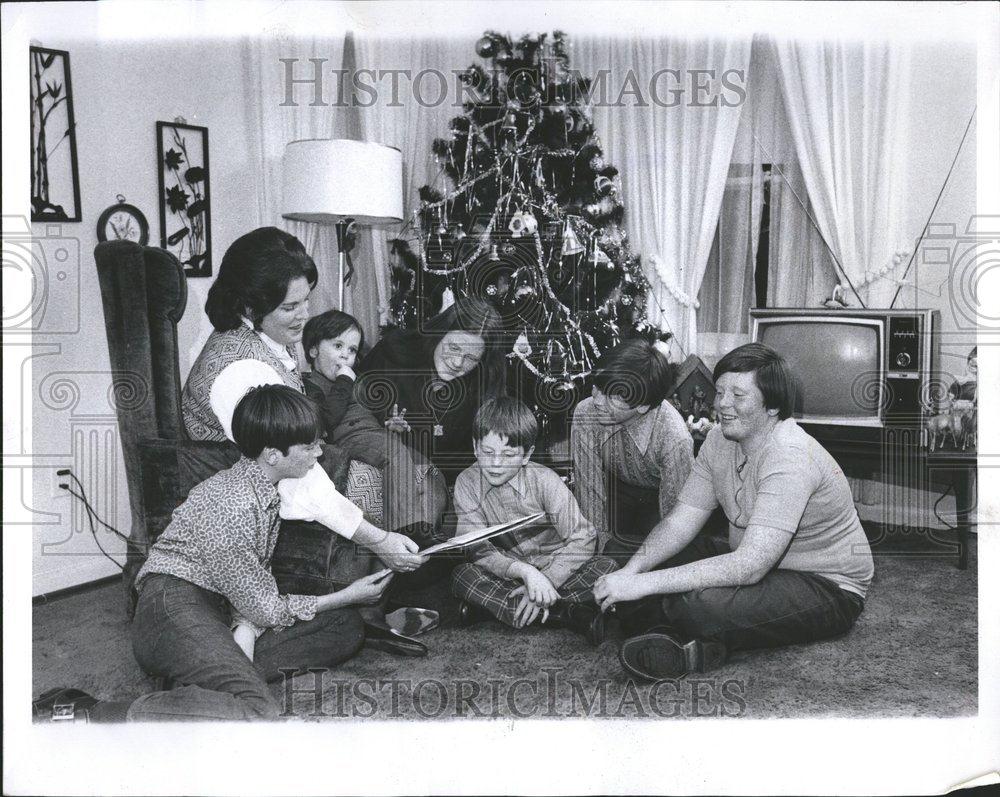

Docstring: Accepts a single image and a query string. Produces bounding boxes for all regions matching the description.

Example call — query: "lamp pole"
[334,218,355,309]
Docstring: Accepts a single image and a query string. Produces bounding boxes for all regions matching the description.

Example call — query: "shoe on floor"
[33,687,99,722]
[618,632,727,681]
[363,617,428,657]
[386,607,439,637]
[458,600,494,627]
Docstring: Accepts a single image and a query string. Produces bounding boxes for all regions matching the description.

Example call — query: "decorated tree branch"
[389,31,666,434]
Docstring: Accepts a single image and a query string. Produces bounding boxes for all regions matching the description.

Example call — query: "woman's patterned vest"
[182,324,303,441]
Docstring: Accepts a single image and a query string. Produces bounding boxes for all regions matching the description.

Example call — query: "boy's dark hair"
[302,310,365,367]
[713,343,797,420]
[590,339,676,409]
[205,227,318,332]
[473,396,538,450]
[231,384,322,458]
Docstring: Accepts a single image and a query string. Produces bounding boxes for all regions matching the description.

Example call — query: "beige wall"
[26,37,259,595]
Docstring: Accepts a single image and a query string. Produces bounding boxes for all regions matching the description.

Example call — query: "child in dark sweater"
[302,310,446,534]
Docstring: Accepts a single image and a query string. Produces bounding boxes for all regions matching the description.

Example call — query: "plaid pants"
[451,555,618,628]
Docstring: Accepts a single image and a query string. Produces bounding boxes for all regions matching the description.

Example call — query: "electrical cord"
[933,482,957,531]
[61,486,125,572]
[56,469,145,572]
[59,470,138,547]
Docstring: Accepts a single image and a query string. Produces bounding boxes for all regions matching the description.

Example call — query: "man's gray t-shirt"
[678,419,874,597]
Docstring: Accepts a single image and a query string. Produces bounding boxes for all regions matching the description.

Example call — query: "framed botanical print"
[30,47,82,222]
[156,121,212,277]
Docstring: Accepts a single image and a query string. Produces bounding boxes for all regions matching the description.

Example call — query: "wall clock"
[96,195,150,245]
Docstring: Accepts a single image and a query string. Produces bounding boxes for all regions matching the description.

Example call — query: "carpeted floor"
[32,534,977,720]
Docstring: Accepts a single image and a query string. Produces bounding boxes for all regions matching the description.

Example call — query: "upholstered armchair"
[95,241,374,614]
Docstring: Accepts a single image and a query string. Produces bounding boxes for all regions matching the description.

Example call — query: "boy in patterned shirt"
[34,385,398,722]
[450,397,617,645]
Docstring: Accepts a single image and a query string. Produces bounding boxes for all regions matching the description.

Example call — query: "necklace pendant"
[433,424,444,437]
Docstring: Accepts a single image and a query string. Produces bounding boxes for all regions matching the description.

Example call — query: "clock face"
[106,210,141,241]
[97,202,149,245]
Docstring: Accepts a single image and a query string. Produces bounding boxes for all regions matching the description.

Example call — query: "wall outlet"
[50,469,71,499]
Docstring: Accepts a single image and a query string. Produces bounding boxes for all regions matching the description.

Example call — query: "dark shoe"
[385,607,439,637]
[619,632,727,681]
[33,687,99,722]
[458,599,494,627]
[363,617,428,657]
[545,600,606,646]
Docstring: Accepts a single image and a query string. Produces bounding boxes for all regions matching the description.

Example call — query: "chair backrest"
[95,241,188,442]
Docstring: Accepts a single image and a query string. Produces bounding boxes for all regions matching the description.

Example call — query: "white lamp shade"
[281,139,403,225]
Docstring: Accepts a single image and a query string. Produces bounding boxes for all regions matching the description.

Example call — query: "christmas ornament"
[486,284,498,296]
[594,175,613,194]
[589,154,605,171]
[515,284,535,298]
[514,332,533,357]
[488,243,500,262]
[561,222,585,256]
[508,210,539,238]
[440,286,455,311]
[476,36,497,59]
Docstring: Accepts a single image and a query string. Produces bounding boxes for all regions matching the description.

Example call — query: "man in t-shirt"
[593,343,874,680]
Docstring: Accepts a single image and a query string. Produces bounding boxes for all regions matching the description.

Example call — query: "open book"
[420,512,546,556]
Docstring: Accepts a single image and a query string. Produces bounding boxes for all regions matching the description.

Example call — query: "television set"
[750,308,940,441]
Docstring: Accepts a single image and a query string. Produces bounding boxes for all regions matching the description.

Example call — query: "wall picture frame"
[156,121,212,277]
[30,47,82,222]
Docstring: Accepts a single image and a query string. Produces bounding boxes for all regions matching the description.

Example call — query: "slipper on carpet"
[385,607,440,637]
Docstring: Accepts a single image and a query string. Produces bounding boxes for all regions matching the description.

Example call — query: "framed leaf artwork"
[156,121,212,277]
[30,47,82,222]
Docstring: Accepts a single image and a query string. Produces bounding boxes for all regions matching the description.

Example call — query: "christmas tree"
[389,31,660,434]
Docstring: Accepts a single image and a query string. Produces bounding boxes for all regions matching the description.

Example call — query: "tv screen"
[757,321,881,420]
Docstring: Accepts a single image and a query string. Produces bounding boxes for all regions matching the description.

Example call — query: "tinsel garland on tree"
[388,30,667,432]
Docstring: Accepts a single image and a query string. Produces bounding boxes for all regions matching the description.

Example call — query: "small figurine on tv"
[690,385,711,420]
[948,347,977,449]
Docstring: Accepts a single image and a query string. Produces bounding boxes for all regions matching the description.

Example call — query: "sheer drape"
[576,36,752,356]
[351,35,479,331]
[773,38,911,308]
[242,33,354,330]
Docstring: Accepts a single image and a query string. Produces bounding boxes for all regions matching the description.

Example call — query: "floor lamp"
[282,139,403,308]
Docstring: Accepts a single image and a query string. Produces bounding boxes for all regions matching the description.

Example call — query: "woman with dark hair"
[180,228,426,651]
[355,296,507,488]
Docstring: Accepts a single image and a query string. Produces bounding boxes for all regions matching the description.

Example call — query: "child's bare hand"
[512,592,543,628]
[385,404,411,433]
[521,567,559,607]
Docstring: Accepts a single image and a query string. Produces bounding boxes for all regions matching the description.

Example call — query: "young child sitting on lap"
[302,310,444,536]
[450,397,617,645]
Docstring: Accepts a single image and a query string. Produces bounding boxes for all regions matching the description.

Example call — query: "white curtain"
[773,38,912,308]
[577,36,752,356]
[243,32,399,350]
[749,38,839,309]
[697,58,764,339]
[351,35,479,331]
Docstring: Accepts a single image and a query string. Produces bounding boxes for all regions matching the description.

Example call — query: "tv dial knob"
[895,352,912,368]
